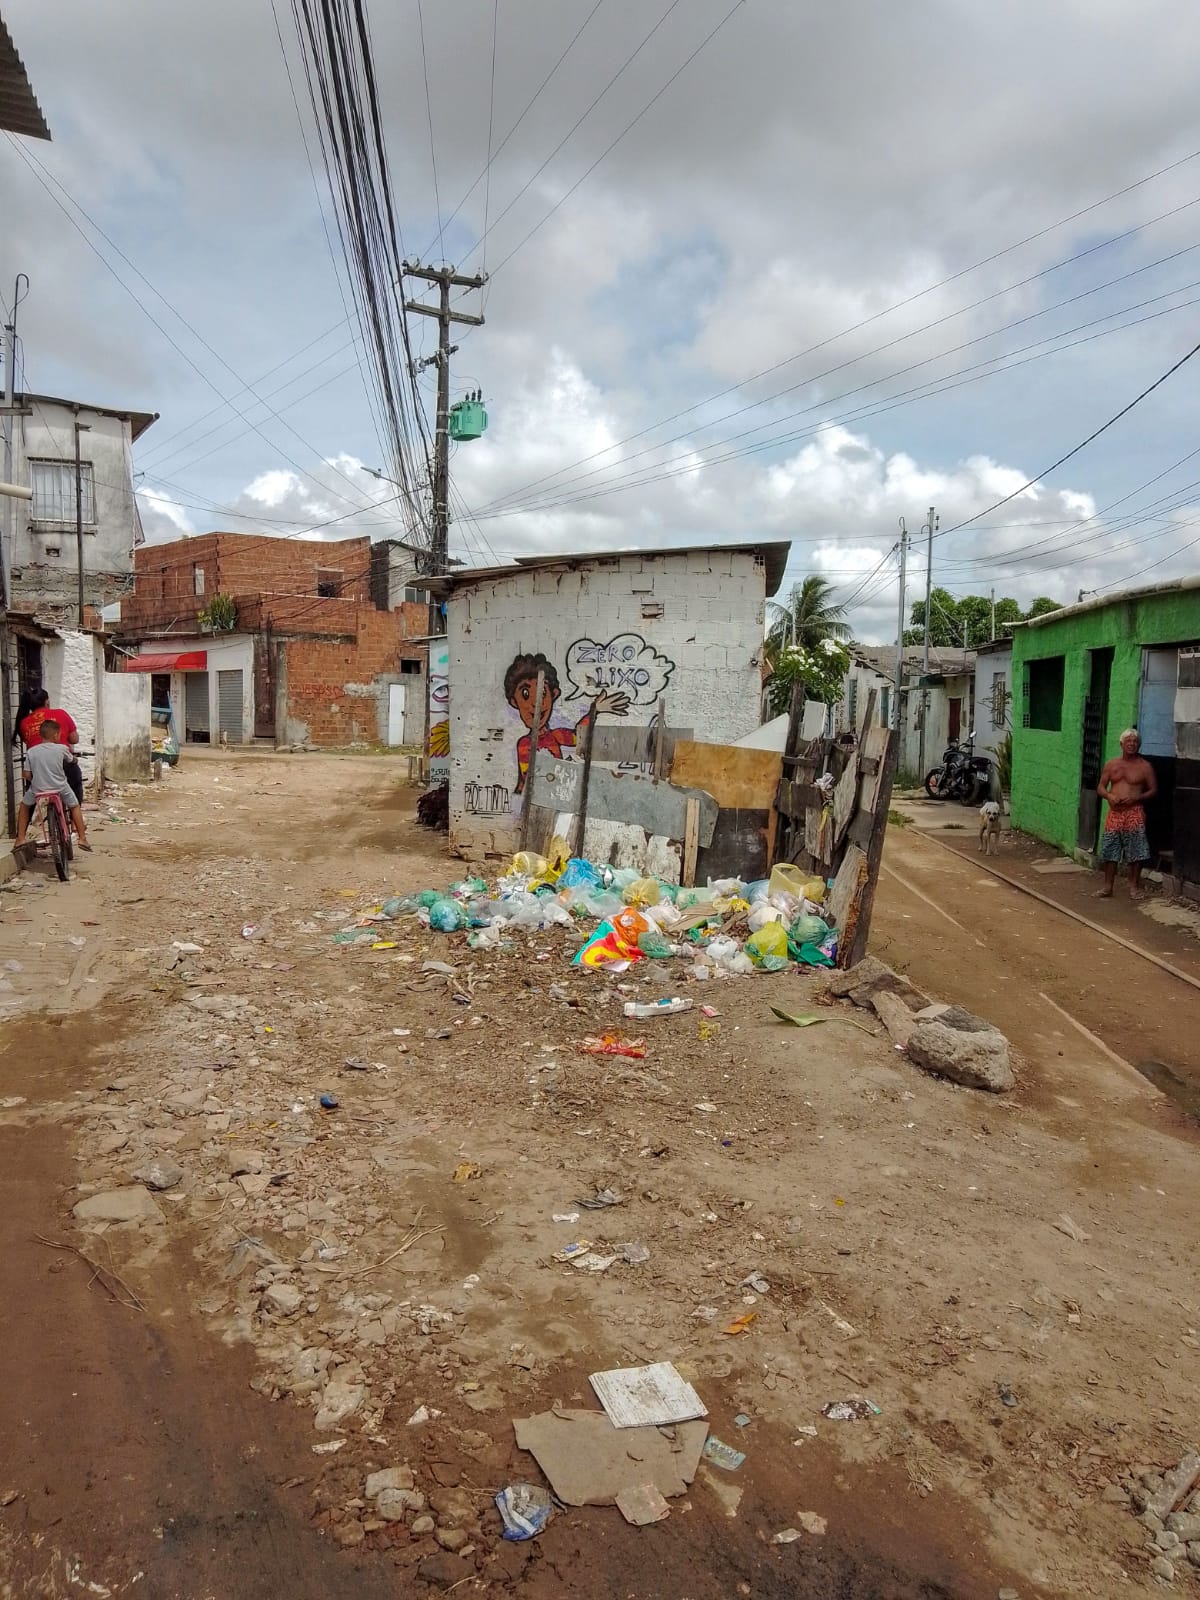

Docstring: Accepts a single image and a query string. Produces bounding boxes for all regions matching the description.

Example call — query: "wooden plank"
[653,697,666,780]
[846,729,897,967]
[832,753,859,847]
[670,740,782,810]
[804,805,821,860]
[827,843,868,948]
[517,668,546,852]
[683,798,700,887]
[571,707,598,860]
[590,722,692,767]
[765,802,779,868]
[784,680,806,759]
[860,726,891,814]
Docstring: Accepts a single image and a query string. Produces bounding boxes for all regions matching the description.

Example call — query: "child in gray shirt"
[15,718,91,850]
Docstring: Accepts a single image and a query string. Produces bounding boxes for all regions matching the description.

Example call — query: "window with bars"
[30,459,95,526]
[989,671,1011,729]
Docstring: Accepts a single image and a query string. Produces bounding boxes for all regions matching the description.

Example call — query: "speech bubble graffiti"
[564,633,675,705]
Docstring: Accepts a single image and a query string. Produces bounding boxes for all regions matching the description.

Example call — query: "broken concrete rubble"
[73,1187,164,1225]
[906,1012,1015,1094]
[826,955,930,1010]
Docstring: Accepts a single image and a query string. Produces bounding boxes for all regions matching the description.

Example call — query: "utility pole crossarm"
[403,301,485,328]
[402,262,488,291]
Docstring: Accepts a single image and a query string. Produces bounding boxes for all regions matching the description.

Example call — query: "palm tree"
[765,575,851,662]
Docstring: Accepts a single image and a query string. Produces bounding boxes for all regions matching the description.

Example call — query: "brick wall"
[120,533,374,635]
[279,604,426,747]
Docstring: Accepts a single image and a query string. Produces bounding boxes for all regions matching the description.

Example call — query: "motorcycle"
[924,731,994,805]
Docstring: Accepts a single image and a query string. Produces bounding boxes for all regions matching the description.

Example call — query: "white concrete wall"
[41,630,101,790]
[446,550,768,857]
[137,634,255,743]
[9,401,140,612]
[973,645,1013,763]
[99,672,151,782]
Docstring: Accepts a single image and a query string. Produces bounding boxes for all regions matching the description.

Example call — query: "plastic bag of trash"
[573,907,649,969]
[577,889,625,920]
[748,903,786,932]
[622,876,662,908]
[495,1483,554,1541]
[705,935,740,968]
[507,892,572,928]
[728,951,756,975]
[745,921,789,966]
[802,877,827,904]
[789,912,828,946]
[744,879,770,904]
[637,928,674,960]
[559,858,601,891]
[511,851,549,879]
[768,862,808,901]
[429,897,465,932]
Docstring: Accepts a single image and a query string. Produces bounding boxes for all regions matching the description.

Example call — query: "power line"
[484,0,747,279]
[474,149,1200,515]
[418,0,608,259]
[464,286,1200,521]
[415,0,445,262]
[480,0,499,290]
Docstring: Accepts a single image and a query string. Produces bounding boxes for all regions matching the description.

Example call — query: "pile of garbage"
[339,842,840,976]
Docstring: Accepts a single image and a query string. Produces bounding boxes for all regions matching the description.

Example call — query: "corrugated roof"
[0,16,49,141]
[852,644,975,677]
[435,539,791,598]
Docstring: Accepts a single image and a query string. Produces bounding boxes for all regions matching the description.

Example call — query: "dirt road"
[0,754,1196,1598]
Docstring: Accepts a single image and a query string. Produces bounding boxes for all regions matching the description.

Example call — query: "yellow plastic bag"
[622,876,661,908]
[802,876,826,905]
[517,835,570,890]
[512,851,548,878]
[744,921,789,966]
[768,863,807,901]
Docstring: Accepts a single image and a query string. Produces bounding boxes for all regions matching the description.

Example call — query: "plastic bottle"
[622,997,694,1019]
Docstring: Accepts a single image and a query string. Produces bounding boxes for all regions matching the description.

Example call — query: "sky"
[5,0,1200,643]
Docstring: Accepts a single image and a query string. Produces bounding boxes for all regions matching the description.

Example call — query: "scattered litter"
[771,1006,878,1034]
[392,1027,411,1037]
[495,1483,555,1540]
[822,1398,881,1421]
[240,924,261,940]
[577,1186,624,1210]
[552,1212,580,1224]
[312,1439,346,1454]
[775,1512,826,1540]
[512,1410,707,1506]
[997,1382,1018,1408]
[702,1436,746,1471]
[1054,1212,1091,1242]
[370,940,399,951]
[452,1161,482,1183]
[170,941,202,956]
[343,1056,370,1071]
[740,1271,769,1294]
[616,1483,671,1525]
[698,1018,722,1041]
[318,1093,339,1110]
[623,998,693,1020]
[619,1241,650,1265]
[580,1034,647,1058]
[573,1252,618,1273]
[733,1413,752,1428]
[722,1312,757,1336]
[792,1425,818,1443]
[407,1405,434,1426]
[422,960,456,976]
[554,1241,594,1263]
[693,1305,719,1321]
[700,1004,720,1018]
[590,1361,708,1429]
[694,1102,718,1113]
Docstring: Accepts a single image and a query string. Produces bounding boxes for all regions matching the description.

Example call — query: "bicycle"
[26,790,75,881]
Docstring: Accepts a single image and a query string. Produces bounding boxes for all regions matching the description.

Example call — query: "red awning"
[125,651,208,672]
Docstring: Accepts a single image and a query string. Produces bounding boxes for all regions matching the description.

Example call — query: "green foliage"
[904,590,1060,647]
[765,575,851,663]
[198,593,237,631]
[768,638,850,717]
[996,730,1013,794]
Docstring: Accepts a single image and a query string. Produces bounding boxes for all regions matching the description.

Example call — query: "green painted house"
[1009,578,1200,893]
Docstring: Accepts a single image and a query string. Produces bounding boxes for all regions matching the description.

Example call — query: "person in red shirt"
[504,652,629,794]
[17,689,84,808]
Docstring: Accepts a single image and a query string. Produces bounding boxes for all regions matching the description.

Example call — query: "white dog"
[978,800,1001,854]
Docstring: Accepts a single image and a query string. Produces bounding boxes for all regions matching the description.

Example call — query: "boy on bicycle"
[13,718,91,852]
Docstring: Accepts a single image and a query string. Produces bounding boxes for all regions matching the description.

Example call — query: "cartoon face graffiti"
[503,651,630,794]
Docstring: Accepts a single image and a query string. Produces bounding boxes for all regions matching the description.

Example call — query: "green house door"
[1077,647,1113,852]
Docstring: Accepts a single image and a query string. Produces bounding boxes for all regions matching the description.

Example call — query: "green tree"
[768,638,851,717]
[904,590,1060,646]
[765,575,851,662]
[1025,596,1062,619]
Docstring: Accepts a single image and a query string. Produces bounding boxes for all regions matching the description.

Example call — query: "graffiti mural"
[465,780,511,815]
[565,633,675,705]
[503,651,631,796]
[428,639,449,784]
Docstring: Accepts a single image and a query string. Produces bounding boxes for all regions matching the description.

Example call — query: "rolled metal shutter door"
[184,671,209,737]
[218,669,244,743]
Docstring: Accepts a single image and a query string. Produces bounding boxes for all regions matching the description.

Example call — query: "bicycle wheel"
[47,803,70,882]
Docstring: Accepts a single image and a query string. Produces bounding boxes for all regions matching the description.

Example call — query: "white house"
[837,645,975,781]
[438,541,790,859]
[972,638,1013,767]
[2,391,157,619]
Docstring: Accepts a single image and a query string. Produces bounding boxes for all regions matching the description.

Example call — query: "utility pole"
[990,586,996,644]
[1,276,31,838]
[74,419,90,628]
[400,261,487,612]
[917,504,937,780]
[893,519,908,733]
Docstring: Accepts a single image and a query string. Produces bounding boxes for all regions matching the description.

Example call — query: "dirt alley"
[0,751,1197,1600]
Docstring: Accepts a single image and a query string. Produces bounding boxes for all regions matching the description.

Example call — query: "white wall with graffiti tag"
[444,547,770,860]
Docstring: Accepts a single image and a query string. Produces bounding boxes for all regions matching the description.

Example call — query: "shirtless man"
[1096,728,1157,898]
